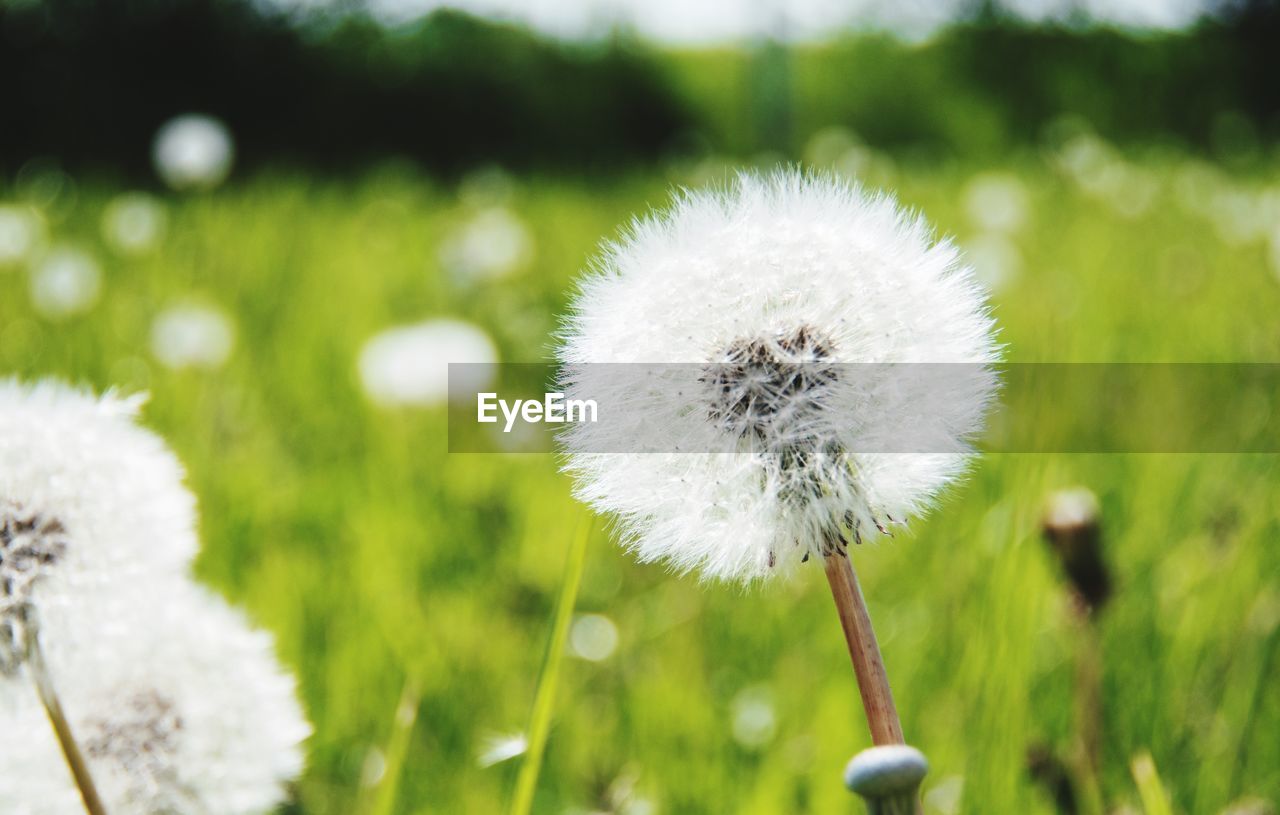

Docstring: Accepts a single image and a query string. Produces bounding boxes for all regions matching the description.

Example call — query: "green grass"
[2,151,1278,814]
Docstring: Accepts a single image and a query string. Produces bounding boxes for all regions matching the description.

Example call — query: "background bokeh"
[2,1,1279,813]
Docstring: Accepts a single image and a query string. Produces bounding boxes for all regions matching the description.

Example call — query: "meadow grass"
[1,152,1278,814]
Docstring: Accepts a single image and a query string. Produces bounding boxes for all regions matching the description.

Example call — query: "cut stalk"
[823,551,904,746]
[25,622,109,815]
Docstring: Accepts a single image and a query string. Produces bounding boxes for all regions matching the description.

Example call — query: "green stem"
[509,513,592,815]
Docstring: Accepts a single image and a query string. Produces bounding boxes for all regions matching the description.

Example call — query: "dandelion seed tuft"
[558,170,1000,582]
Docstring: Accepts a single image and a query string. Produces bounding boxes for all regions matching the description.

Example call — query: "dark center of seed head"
[703,325,838,443]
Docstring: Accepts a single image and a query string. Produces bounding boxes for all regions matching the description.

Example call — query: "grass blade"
[509,513,593,815]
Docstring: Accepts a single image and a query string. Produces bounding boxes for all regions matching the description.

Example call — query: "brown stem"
[24,621,109,815]
[824,551,905,746]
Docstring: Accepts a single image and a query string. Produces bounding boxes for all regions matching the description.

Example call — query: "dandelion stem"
[24,620,109,815]
[823,551,905,746]
[509,513,592,815]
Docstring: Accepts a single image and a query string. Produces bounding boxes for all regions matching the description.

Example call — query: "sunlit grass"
[1,153,1278,813]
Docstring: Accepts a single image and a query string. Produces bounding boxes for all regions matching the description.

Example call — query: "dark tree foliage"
[0,0,695,178]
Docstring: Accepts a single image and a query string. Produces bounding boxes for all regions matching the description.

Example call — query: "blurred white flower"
[0,582,310,814]
[0,380,198,673]
[963,172,1029,233]
[0,205,44,268]
[569,614,619,662]
[477,732,528,768]
[102,192,167,255]
[439,207,534,282]
[730,686,777,749]
[150,304,236,371]
[29,247,102,319]
[358,319,498,407]
[152,114,235,192]
[558,171,999,582]
[964,231,1022,293]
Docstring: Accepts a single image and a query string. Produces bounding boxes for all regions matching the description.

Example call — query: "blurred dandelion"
[102,192,167,255]
[358,319,497,407]
[0,204,45,268]
[29,247,102,319]
[152,114,235,192]
[0,381,198,658]
[964,232,1022,294]
[730,686,777,749]
[569,613,619,662]
[0,583,310,814]
[438,207,534,282]
[0,379,206,813]
[963,172,1029,233]
[150,304,236,371]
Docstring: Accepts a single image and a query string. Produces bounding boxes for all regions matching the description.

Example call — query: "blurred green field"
[2,148,1279,814]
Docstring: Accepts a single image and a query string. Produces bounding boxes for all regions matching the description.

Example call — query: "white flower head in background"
[0,204,45,268]
[29,247,102,319]
[0,380,198,673]
[152,114,235,192]
[558,170,1000,583]
[150,304,236,371]
[358,318,498,407]
[102,192,168,255]
[964,231,1022,294]
[438,207,534,282]
[0,582,310,814]
[963,172,1029,234]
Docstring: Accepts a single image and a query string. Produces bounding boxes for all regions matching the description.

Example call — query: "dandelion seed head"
[0,503,68,674]
[29,247,102,319]
[439,207,534,282]
[0,205,44,267]
[102,193,167,255]
[0,379,198,667]
[150,304,236,370]
[152,114,235,192]
[0,583,310,814]
[558,170,999,582]
[358,319,498,407]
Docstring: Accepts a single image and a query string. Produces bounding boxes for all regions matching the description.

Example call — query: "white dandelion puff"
[358,319,498,407]
[438,207,534,282]
[29,247,102,319]
[0,379,198,672]
[964,231,1022,294]
[102,192,167,255]
[152,114,235,192]
[0,582,310,814]
[0,204,45,268]
[730,686,777,749]
[558,170,999,583]
[963,172,1029,234]
[150,304,236,371]
[569,613,619,662]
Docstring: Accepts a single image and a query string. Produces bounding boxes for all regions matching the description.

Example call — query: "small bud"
[1042,488,1112,613]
